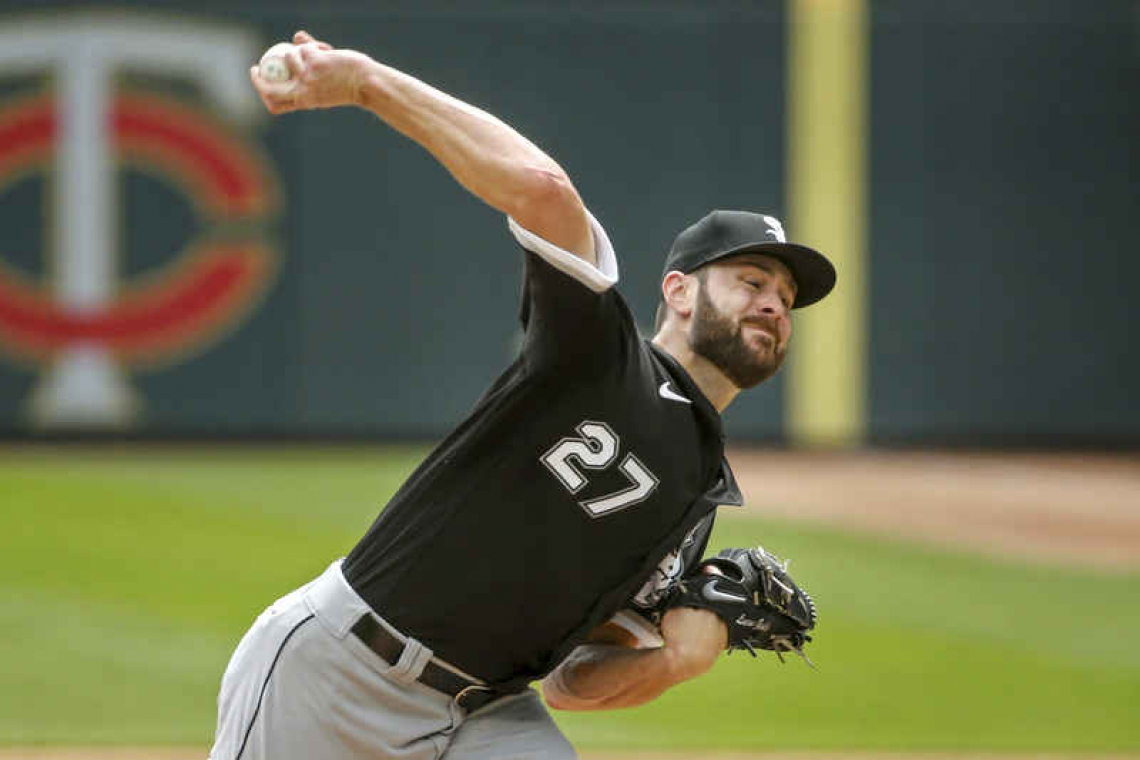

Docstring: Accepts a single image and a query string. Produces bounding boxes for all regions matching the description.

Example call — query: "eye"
[744,279,762,290]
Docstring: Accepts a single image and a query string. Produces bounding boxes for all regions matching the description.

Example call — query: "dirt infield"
[727,448,1140,571]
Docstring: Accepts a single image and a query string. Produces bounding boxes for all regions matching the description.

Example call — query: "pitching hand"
[250,31,372,114]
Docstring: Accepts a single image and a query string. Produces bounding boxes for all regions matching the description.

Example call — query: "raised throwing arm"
[250,31,595,264]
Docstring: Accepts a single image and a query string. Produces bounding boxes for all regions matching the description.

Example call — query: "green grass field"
[1,446,1137,752]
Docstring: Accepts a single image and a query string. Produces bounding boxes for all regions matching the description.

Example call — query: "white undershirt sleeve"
[607,609,664,649]
[507,210,619,293]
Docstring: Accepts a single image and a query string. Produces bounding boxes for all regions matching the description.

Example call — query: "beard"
[689,282,786,389]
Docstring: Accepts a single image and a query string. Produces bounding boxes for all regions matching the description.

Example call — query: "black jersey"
[342,215,742,691]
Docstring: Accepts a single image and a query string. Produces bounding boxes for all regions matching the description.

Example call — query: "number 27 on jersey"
[540,420,659,518]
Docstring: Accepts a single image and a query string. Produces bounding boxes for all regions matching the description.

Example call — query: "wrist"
[659,607,727,682]
[349,54,379,108]
[661,633,721,682]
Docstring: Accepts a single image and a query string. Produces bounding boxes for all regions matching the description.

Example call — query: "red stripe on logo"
[0,94,272,217]
[0,245,270,359]
[114,94,271,217]
[0,98,53,174]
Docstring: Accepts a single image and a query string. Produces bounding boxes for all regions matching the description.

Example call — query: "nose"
[744,302,787,331]
[755,293,789,318]
[747,295,790,336]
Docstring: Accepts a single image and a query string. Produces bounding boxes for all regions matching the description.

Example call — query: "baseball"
[259,42,295,82]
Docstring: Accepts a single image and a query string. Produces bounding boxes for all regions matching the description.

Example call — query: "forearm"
[251,34,592,258]
[355,60,577,225]
[541,642,708,711]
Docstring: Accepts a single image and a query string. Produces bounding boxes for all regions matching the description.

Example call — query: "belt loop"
[389,635,433,685]
[303,559,372,639]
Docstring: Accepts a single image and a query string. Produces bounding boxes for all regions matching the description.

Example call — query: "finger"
[250,66,298,112]
[264,95,298,115]
[249,65,271,94]
[282,46,305,76]
[295,29,333,51]
[250,64,288,93]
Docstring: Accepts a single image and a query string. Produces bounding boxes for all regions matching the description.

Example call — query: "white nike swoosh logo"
[702,580,748,604]
[659,382,691,404]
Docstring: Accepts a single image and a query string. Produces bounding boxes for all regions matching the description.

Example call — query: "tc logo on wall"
[0,14,281,429]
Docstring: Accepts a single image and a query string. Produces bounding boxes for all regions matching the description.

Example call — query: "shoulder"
[514,211,645,375]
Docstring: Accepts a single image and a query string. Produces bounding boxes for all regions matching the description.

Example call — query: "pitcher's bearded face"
[688,256,794,389]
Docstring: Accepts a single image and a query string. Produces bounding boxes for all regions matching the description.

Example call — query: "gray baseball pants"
[209,560,577,760]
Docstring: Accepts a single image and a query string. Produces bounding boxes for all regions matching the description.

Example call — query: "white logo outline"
[761,215,787,243]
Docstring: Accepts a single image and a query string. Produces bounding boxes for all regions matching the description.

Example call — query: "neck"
[651,330,740,413]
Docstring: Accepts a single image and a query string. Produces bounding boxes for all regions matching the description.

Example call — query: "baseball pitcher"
[212,30,833,760]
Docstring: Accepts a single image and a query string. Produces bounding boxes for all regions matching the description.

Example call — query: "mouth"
[741,323,776,345]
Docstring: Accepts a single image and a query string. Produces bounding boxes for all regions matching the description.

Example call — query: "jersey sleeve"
[508,211,637,375]
[508,209,619,294]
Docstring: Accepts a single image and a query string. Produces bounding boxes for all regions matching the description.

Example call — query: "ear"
[661,270,696,321]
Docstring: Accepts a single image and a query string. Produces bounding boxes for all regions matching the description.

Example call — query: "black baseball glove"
[667,546,817,664]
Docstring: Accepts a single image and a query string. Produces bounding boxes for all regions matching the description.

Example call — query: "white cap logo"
[762,215,786,243]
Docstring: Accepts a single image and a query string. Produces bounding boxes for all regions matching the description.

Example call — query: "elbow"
[541,672,603,712]
[507,166,584,234]
[542,688,574,712]
[539,673,568,710]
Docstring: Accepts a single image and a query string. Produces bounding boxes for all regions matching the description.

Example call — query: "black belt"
[351,614,503,712]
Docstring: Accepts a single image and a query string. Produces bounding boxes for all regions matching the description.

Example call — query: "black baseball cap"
[662,210,836,308]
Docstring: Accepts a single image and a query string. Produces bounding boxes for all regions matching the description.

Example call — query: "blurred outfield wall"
[0,0,1135,445]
